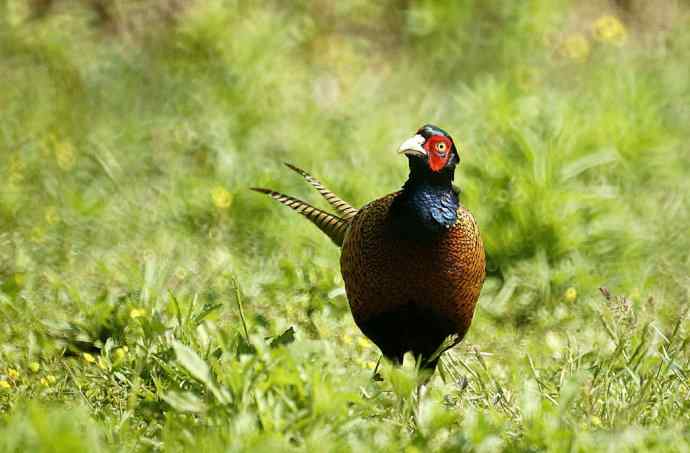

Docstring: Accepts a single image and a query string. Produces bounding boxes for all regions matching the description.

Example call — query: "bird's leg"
[371,355,383,381]
[415,382,428,417]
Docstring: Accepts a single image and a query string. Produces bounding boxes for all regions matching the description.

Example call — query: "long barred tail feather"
[283,163,359,220]
[251,187,349,246]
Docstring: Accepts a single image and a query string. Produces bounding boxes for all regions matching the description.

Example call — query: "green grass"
[1,1,689,451]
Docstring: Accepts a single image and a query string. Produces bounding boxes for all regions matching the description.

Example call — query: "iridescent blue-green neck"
[392,158,458,235]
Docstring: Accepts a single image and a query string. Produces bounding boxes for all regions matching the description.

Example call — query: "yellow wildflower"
[55,140,76,171]
[31,226,46,244]
[40,375,57,387]
[45,207,60,225]
[564,287,577,302]
[114,347,127,361]
[7,368,19,380]
[593,15,626,46]
[211,186,233,209]
[560,33,590,61]
[356,337,371,349]
[130,307,147,319]
[0,380,10,390]
[29,362,40,373]
[365,361,376,370]
[97,357,108,370]
[14,272,26,288]
[342,334,353,345]
[83,353,96,364]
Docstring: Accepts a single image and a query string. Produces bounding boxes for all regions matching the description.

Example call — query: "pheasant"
[252,125,485,370]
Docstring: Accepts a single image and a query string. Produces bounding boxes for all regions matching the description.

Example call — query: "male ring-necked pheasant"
[252,125,485,370]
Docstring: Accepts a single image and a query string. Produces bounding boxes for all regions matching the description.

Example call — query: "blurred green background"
[1,0,689,451]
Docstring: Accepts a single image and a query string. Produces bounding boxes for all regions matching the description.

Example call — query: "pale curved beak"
[398,134,427,158]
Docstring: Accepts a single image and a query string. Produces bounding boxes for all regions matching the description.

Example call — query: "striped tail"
[251,188,350,246]
[283,163,358,220]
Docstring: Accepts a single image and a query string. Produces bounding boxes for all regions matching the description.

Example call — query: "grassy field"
[1,1,689,451]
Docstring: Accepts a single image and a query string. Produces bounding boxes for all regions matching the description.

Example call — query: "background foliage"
[1,0,689,451]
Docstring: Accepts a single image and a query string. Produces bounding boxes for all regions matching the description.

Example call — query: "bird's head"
[398,124,459,174]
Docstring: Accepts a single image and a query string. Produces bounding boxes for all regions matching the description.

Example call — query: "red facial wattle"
[424,136,453,172]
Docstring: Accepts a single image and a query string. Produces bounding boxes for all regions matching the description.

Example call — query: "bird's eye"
[436,142,447,152]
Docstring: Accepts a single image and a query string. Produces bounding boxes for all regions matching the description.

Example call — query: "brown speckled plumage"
[341,193,485,366]
[252,125,486,370]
